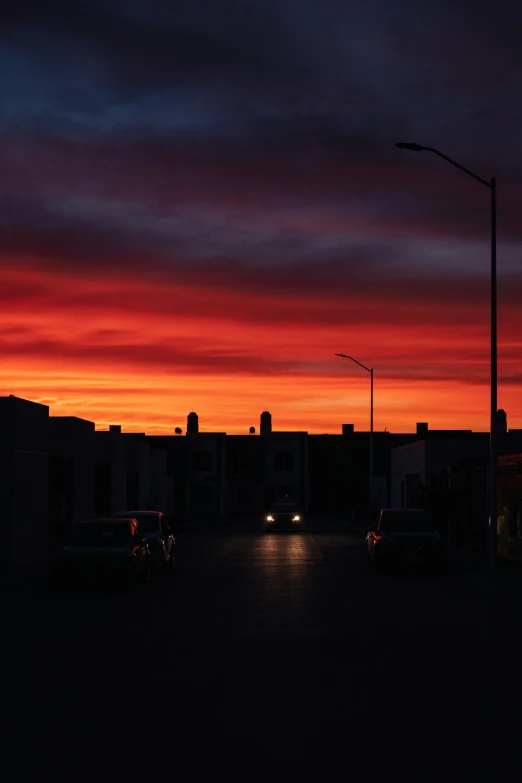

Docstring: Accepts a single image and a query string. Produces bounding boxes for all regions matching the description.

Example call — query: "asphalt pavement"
[7,517,522,781]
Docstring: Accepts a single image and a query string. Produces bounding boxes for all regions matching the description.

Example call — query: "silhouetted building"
[144,434,188,520]
[187,412,199,434]
[226,434,265,512]
[3,388,521,572]
[185,431,226,516]
[120,433,152,510]
[309,426,420,516]
[391,434,489,508]
[0,396,49,573]
[149,448,174,521]
[260,411,272,436]
[48,416,95,551]
[262,430,308,510]
[93,427,128,515]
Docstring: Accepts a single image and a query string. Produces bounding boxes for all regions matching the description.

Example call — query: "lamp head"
[396,142,424,152]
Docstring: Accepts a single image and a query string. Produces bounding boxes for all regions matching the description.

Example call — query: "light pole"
[335,353,374,520]
[396,141,497,572]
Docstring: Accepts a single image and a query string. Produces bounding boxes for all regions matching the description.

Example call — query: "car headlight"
[266,515,274,522]
[292,515,300,522]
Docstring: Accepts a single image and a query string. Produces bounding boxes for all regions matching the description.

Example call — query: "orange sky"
[2,259,520,435]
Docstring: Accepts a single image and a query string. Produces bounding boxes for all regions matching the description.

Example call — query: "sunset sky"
[1,0,521,435]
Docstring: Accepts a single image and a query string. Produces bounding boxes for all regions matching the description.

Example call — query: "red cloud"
[1,259,520,433]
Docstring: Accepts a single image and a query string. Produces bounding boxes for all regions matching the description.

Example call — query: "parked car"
[114,510,175,571]
[52,517,151,588]
[366,508,445,570]
[265,502,302,532]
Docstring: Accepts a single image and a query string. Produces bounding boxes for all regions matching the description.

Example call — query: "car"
[114,510,175,571]
[265,502,302,532]
[366,508,445,570]
[51,517,151,588]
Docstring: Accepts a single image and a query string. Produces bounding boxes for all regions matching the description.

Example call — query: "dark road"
[8,520,522,781]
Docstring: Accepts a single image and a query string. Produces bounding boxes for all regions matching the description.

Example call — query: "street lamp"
[396,141,497,572]
[335,353,374,519]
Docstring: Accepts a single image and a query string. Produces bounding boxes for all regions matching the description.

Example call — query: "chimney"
[187,411,199,434]
[496,409,507,435]
[260,411,272,436]
[416,422,428,436]
[109,425,121,434]
[342,424,354,435]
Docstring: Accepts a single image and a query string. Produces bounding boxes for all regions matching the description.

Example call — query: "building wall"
[391,440,426,507]
[48,417,95,544]
[262,431,308,510]
[149,448,174,519]
[0,396,49,570]
[160,475,175,523]
[122,435,152,509]
[391,437,490,509]
[185,433,226,516]
[425,438,489,481]
[225,435,265,513]
[308,435,354,513]
[94,431,127,514]
[143,435,187,516]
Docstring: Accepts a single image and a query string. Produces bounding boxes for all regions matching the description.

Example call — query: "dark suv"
[366,508,445,570]
[114,510,175,571]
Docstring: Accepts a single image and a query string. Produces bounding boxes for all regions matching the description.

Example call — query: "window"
[274,451,294,472]
[192,450,212,471]
[229,447,249,475]
[190,483,213,505]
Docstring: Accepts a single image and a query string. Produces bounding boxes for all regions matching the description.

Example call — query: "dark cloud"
[1,0,309,98]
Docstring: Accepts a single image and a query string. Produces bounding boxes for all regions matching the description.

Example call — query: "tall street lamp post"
[335,353,374,520]
[396,142,497,572]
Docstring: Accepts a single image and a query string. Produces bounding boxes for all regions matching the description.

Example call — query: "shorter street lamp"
[335,353,374,519]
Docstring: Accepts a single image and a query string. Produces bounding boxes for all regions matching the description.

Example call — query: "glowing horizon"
[2,258,520,436]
